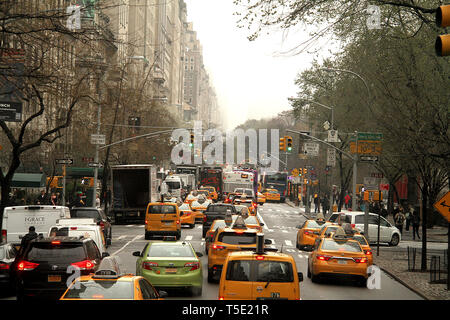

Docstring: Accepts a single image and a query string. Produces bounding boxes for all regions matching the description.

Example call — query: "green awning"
[11,173,46,188]
[66,167,103,178]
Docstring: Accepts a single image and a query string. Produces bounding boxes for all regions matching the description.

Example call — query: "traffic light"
[303,168,308,176]
[286,136,293,152]
[436,5,450,56]
[279,137,286,151]
[299,168,302,177]
[189,132,194,148]
[81,177,94,187]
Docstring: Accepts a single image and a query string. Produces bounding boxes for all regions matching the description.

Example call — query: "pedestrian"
[344,193,351,209]
[314,194,320,213]
[95,194,101,208]
[393,204,400,219]
[405,205,412,232]
[395,208,406,235]
[49,227,58,238]
[20,226,38,251]
[412,209,421,240]
[322,194,330,216]
[36,190,46,205]
[49,193,57,205]
[380,203,388,218]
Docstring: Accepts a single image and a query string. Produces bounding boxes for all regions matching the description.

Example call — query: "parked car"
[69,207,112,246]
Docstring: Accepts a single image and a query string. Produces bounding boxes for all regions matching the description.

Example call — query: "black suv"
[70,207,112,246]
[202,204,237,238]
[11,236,108,301]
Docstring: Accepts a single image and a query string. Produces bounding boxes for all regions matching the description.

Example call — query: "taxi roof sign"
[433,191,450,223]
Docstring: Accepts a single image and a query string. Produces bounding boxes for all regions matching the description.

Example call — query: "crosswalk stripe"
[285,240,293,246]
[117,235,127,240]
[185,235,193,241]
[282,230,288,233]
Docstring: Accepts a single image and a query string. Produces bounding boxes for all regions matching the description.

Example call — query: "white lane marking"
[138,225,145,228]
[257,212,269,231]
[126,225,134,228]
[268,209,273,211]
[185,235,193,241]
[286,249,295,253]
[112,235,143,256]
[282,230,289,233]
[197,226,202,229]
[117,235,127,240]
[285,240,293,246]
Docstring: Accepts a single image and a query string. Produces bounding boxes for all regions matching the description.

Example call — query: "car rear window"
[306,220,326,229]
[355,215,364,224]
[26,243,86,263]
[147,244,194,258]
[218,232,256,245]
[148,205,177,214]
[206,205,235,213]
[256,261,294,282]
[353,236,368,246]
[321,239,362,252]
[166,181,181,189]
[226,260,251,281]
[328,214,340,222]
[70,210,101,220]
[268,190,278,194]
[63,280,134,299]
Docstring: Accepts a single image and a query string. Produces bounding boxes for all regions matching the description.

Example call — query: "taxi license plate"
[48,275,61,282]
[164,222,173,226]
[337,260,347,265]
[165,268,177,274]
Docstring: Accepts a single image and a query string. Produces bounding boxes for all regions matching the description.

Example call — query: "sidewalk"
[285,200,450,300]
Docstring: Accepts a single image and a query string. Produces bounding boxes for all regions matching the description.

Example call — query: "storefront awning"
[66,167,103,178]
[11,173,46,188]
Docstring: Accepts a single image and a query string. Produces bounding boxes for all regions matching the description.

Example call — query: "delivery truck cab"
[1,205,71,245]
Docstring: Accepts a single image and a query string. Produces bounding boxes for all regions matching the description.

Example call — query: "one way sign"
[55,158,73,165]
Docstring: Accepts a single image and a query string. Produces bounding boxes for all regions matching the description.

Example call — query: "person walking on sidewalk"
[405,205,411,232]
[395,208,406,235]
[412,209,421,240]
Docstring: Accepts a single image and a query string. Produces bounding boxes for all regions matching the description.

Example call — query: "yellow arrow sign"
[433,191,450,223]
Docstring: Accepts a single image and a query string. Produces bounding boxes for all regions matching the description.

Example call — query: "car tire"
[389,233,400,246]
[207,269,215,283]
[176,231,181,240]
[310,267,319,283]
[357,277,367,288]
[191,286,202,296]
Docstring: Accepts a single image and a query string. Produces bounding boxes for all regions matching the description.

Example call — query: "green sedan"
[133,240,203,296]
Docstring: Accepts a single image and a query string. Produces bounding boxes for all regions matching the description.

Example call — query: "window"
[368,216,379,225]
[64,280,134,299]
[148,205,176,214]
[380,217,391,227]
[27,243,85,263]
[218,233,256,245]
[226,260,251,281]
[86,241,100,260]
[139,279,159,299]
[355,215,365,224]
[147,244,194,258]
[256,261,294,282]
[321,240,362,252]
[70,209,101,221]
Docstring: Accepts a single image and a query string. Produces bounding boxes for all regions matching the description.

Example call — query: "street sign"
[90,134,105,145]
[327,130,339,142]
[88,162,103,168]
[292,176,301,184]
[350,132,383,155]
[359,155,379,162]
[55,158,73,165]
[327,148,336,167]
[433,191,450,223]
[291,168,299,177]
[303,142,319,156]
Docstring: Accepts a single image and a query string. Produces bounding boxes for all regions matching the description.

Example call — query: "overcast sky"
[184,0,329,131]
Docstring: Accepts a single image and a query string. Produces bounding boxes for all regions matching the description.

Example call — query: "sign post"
[433,191,450,290]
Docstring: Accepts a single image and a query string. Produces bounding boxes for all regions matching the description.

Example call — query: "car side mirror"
[159,290,168,298]
[132,251,141,257]
[195,252,203,258]
[102,252,110,258]
[260,223,264,227]
[264,239,272,245]
[298,272,303,282]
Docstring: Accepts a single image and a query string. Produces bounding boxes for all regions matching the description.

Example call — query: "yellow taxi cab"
[308,229,369,287]
[60,257,166,300]
[199,186,218,202]
[208,216,267,283]
[351,234,373,266]
[317,223,343,239]
[204,219,229,254]
[262,189,281,202]
[233,195,257,215]
[178,203,196,229]
[296,219,329,251]
[219,234,303,300]
[190,195,211,223]
[145,202,181,240]
[257,192,266,205]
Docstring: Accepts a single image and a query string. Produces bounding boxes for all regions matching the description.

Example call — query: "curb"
[377,265,430,300]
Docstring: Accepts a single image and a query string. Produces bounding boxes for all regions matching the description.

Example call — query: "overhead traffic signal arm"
[436,5,450,56]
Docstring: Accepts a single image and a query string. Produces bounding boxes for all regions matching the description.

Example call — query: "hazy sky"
[184,0,327,131]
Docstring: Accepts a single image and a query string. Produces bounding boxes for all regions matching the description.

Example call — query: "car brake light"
[235,230,244,234]
[316,255,331,261]
[145,220,148,225]
[0,263,10,270]
[255,256,265,260]
[176,220,180,225]
[70,227,77,230]
[184,262,200,271]
[364,250,372,255]
[51,241,61,245]
[212,244,225,250]
[92,294,104,299]
[304,230,313,235]
[1,230,6,243]
[203,216,207,223]
[351,224,355,228]
[17,261,39,271]
[219,296,224,300]
[71,260,95,270]
[353,257,368,263]
[142,261,158,270]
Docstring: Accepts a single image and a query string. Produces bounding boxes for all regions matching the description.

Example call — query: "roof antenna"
[280,243,284,253]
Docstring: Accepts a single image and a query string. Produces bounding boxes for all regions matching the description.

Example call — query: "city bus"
[222,170,256,196]
[261,171,288,202]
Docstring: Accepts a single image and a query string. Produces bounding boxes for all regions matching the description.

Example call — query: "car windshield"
[63,280,134,299]
[147,244,195,258]
[148,205,177,214]
[321,239,362,252]
[26,243,86,263]
[70,210,101,220]
[166,181,181,189]
[255,261,294,282]
[218,232,256,245]
[268,190,278,194]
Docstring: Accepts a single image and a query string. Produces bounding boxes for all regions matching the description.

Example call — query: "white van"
[163,175,184,199]
[49,218,107,255]
[1,205,70,245]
